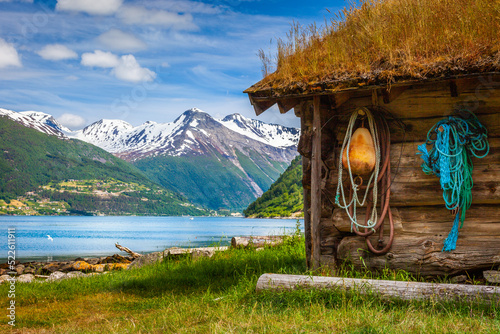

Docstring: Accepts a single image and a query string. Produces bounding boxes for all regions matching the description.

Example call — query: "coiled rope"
[335,107,394,254]
[417,109,489,252]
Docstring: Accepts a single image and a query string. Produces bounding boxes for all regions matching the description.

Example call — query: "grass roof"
[246,0,500,97]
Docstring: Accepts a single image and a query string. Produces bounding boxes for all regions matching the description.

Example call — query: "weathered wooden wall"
[298,74,500,276]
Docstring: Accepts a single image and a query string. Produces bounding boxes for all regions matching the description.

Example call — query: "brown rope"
[347,114,394,254]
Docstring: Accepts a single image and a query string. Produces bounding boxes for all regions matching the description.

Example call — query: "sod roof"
[245,0,500,99]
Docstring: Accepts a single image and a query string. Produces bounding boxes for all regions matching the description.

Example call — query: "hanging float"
[335,107,394,254]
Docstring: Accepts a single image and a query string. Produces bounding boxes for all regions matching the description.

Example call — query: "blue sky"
[0,0,346,129]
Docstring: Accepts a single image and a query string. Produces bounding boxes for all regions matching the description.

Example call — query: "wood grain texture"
[255,273,500,302]
[336,235,500,276]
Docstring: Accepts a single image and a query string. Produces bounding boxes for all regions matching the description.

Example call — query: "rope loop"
[417,109,489,251]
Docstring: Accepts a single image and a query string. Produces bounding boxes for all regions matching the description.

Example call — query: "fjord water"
[0,216,302,262]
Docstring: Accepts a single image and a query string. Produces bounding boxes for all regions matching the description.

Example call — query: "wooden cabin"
[245,0,499,277]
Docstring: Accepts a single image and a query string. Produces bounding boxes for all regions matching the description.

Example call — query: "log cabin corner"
[244,0,499,277]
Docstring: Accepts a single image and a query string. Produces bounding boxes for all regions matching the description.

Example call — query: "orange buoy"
[342,127,376,175]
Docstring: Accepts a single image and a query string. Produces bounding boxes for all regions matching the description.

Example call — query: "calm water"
[0,216,302,262]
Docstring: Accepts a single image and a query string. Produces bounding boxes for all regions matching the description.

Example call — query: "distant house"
[245,0,499,276]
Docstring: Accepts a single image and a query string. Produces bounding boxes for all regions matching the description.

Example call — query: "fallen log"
[115,243,142,259]
[231,236,284,248]
[256,273,500,302]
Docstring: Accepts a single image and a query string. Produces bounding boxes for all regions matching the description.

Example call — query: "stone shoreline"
[0,246,230,284]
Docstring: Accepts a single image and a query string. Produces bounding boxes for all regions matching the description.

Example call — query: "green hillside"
[0,116,206,216]
[244,155,303,218]
[133,150,288,211]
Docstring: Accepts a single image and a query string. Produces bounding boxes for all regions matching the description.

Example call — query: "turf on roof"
[246,0,500,96]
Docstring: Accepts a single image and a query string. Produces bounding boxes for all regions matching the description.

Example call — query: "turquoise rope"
[417,109,489,252]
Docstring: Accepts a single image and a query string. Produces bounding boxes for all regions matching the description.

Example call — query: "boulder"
[17,274,35,283]
[0,275,13,284]
[23,267,35,275]
[92,264,106,273]
[47,271,67,282]
[484,271,500,284]
[42,262,61,274]
[0,268,8,276]
[59,262,75,272]
[15,265,25,275]
[66,271,87,278]
[128,252,163,269]
[71,261,92,271]
[192,249,215,260]
[84,258,100,265]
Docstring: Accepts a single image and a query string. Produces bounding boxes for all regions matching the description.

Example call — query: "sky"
[0,0,346,129]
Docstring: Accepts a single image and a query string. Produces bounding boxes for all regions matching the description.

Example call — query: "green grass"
[2,233,499,333]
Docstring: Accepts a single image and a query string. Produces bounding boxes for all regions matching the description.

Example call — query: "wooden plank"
[248,94,276,116]
[311,96,322,270]
[325,205,500,236]
[329,111,500,143]
[312,98,325,265]
[337,235,500,276]
[336,75,500,119]
[277,98,300,114]
[255,273,500,302]
[322,138,499,206]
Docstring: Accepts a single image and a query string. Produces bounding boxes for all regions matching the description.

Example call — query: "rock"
[23,267,35,275]
[484,270,500,284]
[43,262,61,274]
[128,252,163,269]
[84,258,100,265]
[92,264,106,273]
[101,254,131,264]
[59,262,75,272]
[0,275,13,284]
[0,268,8,276]
[47,271,67,282]
[192,249,215,260]
[71,261,92,271]
[66,271,87,278]
[450,275,467,284]
[17,274,35,283]
[109,263,129,270]
[15,265,25,275]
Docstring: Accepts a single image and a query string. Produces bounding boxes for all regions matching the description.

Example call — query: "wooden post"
[311,96,322,270]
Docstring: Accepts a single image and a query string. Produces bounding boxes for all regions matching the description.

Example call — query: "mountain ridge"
[1,107,300,210]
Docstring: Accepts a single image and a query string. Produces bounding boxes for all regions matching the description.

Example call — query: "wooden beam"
[450,80,459,97]
[277,98,300,114]
[382,86,408,104]
[372,89,379,106]
[248,94,276,116]
[255,273,500,302]
[311,96,322,270]
[332,91,351,109]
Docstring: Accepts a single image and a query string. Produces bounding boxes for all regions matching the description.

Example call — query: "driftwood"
[256,273,500,302]
[231,236,284,248]
[166,246,229,257]
[115,243,142,259]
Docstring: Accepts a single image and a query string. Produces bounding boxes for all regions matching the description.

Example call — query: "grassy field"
[1,232,499,333]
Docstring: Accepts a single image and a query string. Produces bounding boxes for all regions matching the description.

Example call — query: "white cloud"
[118,6,198,30]
[97,29,147,52]
[81,50,155,83]
[81,50,119,68]
[37,44,78,61]
[57,113,86,129]
[0,38,22,69]
[112,54,156,83]
[56,0,123,15]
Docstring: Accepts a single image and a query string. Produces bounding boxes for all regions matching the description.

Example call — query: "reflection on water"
[0,216,302,261]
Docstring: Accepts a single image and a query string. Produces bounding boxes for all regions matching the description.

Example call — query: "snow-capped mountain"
[0,108,67,138]
[71,108,300,162]
[1,107,300,210]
